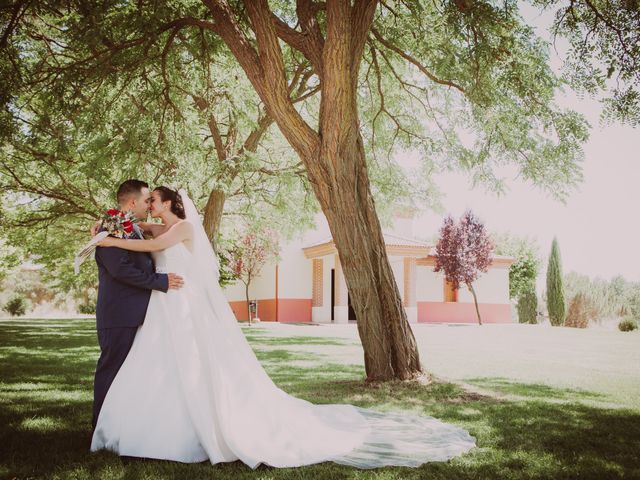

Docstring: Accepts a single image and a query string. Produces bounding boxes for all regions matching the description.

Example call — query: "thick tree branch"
[350,0,379,78]
[162,17,220,34]
[369,45,424,148]
[241,113,272,154]
[238,0,319,159]
[202,0,263,77]
[320,0,355,172]
[266,9,326,80]
[0,158,94,216]
[208,114,228,161]
[370,27,465,94]
[0,0,31,49]
[269,13,308,54]
[295,0,326,76]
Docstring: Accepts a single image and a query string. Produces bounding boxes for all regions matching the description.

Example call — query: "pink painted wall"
[417,302,512,323]
[278,299,312,323]
[229,299,276,322]
[228,299,312,323]
[229,299,509,324]
[228,301,245,321]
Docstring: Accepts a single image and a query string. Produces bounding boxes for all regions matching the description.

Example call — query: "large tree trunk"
[203,188,225,246]
[309,1,421,380]
[309,131,422,380]
[206,0,423,381]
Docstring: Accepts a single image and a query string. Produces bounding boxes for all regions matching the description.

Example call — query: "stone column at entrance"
[403,257,418,324]
[333,254,348,323]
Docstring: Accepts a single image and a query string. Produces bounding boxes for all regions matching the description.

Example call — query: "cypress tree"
[546,237,566,326]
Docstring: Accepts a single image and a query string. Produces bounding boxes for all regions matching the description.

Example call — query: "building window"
[312,259,323,307]
[444,279,458,302]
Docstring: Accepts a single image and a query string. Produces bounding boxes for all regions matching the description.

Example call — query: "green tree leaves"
[533,0,640,125]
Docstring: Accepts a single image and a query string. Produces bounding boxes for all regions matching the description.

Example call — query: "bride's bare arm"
[98,222,193,252]
[138,222,165,238]
[90,221,164,238]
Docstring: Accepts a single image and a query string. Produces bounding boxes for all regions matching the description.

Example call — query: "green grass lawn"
[1,319,639,479]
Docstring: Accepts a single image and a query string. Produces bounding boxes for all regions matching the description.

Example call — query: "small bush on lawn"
[618,317,638,332]
[78,302,96,314]
[3,295,28,317]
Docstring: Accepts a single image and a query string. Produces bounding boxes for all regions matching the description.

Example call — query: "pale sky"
[410,5,640,283]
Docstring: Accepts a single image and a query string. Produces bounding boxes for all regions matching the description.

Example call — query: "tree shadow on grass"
[1,321,639,479]
[0,320,96,351]
[464,377,608,403]
[264,371,640,479]
[242,333,354,347]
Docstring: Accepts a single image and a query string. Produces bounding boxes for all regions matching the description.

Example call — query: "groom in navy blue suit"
[92,179,184,430]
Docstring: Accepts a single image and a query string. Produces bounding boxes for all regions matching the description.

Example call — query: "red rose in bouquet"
[122,220,134,234]
[100,209,138,238]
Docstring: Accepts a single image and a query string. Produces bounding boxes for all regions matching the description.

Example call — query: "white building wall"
[414,266,510,304]
[417,268,444,302]
[222,281,246,301]
[223,235,315,302]
[276,243,313,299]
[225,255,511,307]
[222,213,512,318]
[313,253,335,323]
[252,263,277,299]
[457,268,510,303]
[222,263,276,301]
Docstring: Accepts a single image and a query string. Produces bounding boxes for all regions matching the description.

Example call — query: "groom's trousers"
[92,327,138,430]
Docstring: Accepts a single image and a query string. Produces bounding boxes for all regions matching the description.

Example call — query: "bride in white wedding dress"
[90,186,476,469]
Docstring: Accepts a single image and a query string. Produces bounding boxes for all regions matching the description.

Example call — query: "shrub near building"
[3,295,28,317]
[491,234,541,325]
[517,287,538,324]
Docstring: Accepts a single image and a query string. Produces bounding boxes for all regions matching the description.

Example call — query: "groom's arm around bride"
[95,245,183,298]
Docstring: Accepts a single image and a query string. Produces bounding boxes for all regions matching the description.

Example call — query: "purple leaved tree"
[433,210,493,325]
[227,231,279,325]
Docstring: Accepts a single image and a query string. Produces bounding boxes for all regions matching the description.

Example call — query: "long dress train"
[91,195,476,469]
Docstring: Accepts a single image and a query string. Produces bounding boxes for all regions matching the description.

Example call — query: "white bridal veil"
[175,189,476,469]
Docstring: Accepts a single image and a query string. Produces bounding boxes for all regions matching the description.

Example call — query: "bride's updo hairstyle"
[154,186,186,219]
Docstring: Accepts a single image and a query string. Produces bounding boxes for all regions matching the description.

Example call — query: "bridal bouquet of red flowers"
[100,209,137,238]
[73,209,138,274]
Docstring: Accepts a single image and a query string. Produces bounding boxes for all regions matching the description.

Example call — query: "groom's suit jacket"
[95,226,169,330]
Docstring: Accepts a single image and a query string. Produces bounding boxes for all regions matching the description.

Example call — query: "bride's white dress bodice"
[152,242,191,276]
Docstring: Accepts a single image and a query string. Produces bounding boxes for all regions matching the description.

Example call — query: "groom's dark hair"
[117,179,149,205]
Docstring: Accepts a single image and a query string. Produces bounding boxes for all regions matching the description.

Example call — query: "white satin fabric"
[91,205,476,469]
